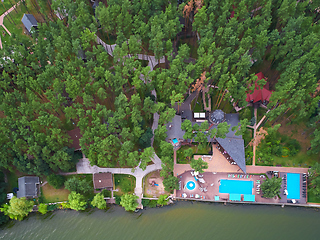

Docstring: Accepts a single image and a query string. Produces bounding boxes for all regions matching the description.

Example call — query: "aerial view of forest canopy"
[0,0,320,178]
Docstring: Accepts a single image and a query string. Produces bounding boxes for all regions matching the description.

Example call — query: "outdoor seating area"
[176,171,309,204]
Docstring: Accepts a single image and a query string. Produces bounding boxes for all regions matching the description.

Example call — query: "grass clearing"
[2,1,34,47]
[41,184,70,203]
[307,190,320,203]
[114,174,135,197]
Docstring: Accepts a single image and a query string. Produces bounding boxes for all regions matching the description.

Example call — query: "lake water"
[1,202,319,240]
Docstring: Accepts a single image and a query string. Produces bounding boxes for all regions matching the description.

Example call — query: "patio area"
[176,171,295,204]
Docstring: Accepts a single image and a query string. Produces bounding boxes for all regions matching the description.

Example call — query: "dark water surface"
[1,202,319,240]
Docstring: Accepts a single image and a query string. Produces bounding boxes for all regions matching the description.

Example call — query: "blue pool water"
[287,173,300,199]
[186,181,196,191]
[219,179,253,195]
[172,138,178,144]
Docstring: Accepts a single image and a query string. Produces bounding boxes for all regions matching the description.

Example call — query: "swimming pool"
[172,138,178,144]
[186,181,196,191]
[219,179,253,195]
[287,173,300,199]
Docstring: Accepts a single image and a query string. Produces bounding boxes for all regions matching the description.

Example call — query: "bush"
[47,204,58,211]
[141,199,150,207]
[47,174,65,189]
[115,196,121,205]
[286,139,301,156]
[38,203,48,215]
[101,189,112,198]
[148,200,157,208]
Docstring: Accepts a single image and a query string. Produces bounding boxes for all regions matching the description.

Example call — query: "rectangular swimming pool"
[287,173,300,199]
[172,138,178,144]
[219,179,253,195]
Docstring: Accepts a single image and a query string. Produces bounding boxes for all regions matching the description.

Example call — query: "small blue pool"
[287,173,300,199]
[172,138,178,144]
[186,181,196,191]
[219,179,253,195]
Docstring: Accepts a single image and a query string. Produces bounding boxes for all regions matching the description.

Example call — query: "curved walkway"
[0,1,19,49]
[74,38,165,208]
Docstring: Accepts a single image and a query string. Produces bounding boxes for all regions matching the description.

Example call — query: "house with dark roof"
[67,127,82,151]
[166,110,247,173]
[21,14,38,35]
[17,176,40,199]
[93,173,113,190]
[246,72,272,107]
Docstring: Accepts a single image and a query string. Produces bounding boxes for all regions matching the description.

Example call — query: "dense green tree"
[68,191,87,211]
[47,174,65,189]
[64,177,92,194]
[261,177,282,199]
[190,158,208,173]
[163,175,179,193]
[91,193,106,210]
[120,193,139,211]
[157,194,168,206]
[0,196,33,220]
[309,163,320,198]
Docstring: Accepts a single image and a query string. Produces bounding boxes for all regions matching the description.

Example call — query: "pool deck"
[176,171,307,205]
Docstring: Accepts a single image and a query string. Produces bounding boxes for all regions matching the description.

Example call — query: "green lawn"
[41,184,70,203]
[177,144,212,164]
[272,152,316,168]
[114,174,136,197]
[307,190,320,203]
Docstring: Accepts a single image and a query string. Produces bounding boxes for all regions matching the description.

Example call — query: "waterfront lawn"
[307,191,320,203]
[114,174,136,197]
[41,184,70,203]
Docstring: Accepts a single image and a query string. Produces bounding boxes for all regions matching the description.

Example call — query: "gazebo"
[209,109,225,125]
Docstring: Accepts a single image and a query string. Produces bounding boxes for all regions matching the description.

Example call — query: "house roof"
[17,176,40,198]
[246,72,272,103]
[67,128,82,150]
[216,137,246,173]
[93,173,113,189]
[21,14,38,33]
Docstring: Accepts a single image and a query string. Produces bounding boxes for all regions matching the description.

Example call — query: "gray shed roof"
[21,14,38,33]
[17,176,40,198]
[216,137,246,173]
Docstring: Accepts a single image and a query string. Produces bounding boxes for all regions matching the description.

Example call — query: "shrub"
[141,199,150,207]
[47,204,58,211]
[101,189,111,198]
[148,200,157,208]
[47,174,65,189]
[38,203,48,215]
[115,196,121,205]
